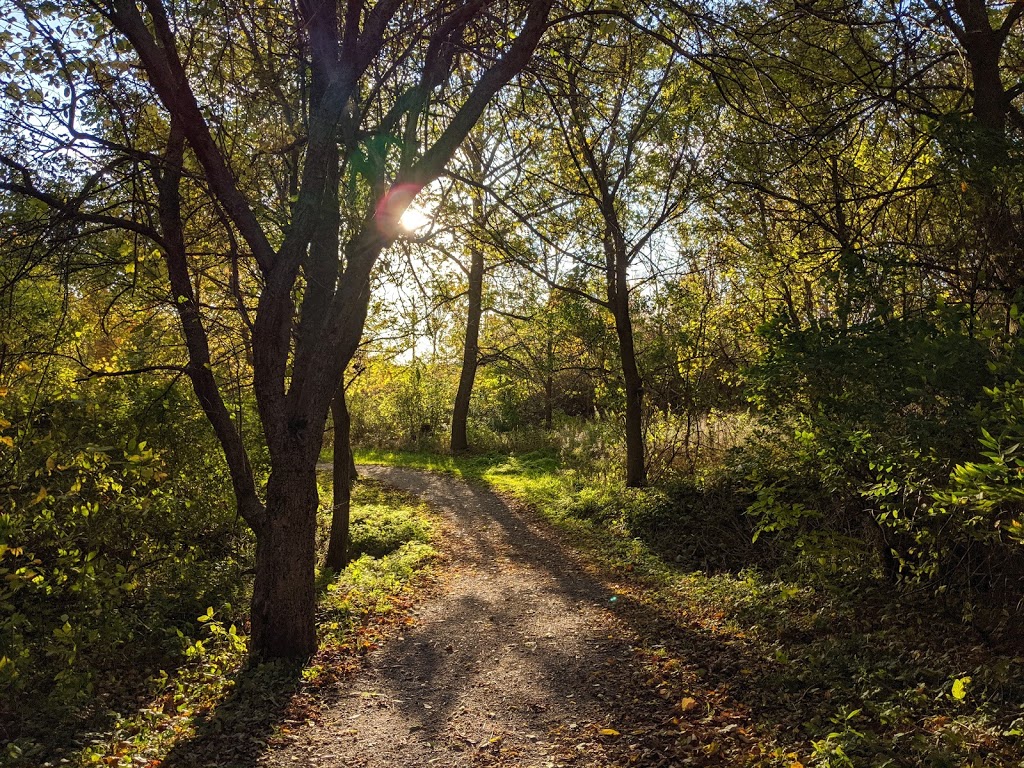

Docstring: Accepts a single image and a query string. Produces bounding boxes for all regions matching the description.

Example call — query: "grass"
[357,448,1024,768]
[5,478,438,768]
[354,447,567,501]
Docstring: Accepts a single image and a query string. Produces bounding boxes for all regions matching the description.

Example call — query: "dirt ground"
[261,466,685,768]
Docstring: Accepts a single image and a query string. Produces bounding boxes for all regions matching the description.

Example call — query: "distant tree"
[501,21,701,486]
[450,138,486,453]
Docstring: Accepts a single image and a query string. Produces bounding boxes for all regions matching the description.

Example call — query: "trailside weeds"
[5,479,438,768]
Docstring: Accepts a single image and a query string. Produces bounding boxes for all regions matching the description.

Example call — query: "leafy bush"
[736,311,1024,613]
[0,380,250,757]
[348,360,455,450]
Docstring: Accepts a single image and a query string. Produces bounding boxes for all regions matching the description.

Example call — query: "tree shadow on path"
[279,465,766,768]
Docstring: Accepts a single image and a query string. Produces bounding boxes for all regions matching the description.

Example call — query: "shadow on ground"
[159,660,304,768]
[295,466,752,767]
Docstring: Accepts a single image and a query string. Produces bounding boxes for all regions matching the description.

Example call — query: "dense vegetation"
[1,0,1023,763]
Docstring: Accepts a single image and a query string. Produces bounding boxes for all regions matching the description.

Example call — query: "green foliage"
[318,480,437,649]
[735,312,1024,596]
[0,378,250,760]
[0,466,437,766]
[749,312,987,455]
[348,359,455,451]
[348,493,433,560]
[942,377,1024,544]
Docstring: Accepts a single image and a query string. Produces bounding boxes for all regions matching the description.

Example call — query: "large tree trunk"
[251,460,319,658]
[325,382,355,571]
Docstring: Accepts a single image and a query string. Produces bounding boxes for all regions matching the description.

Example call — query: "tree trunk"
[325,382,354,571]
[544,308,555,430]
[952,0,1010,141]
[451,160,485,453]
[948,0,1020,295]
[617,304,646,488]
[606,230,646,488]
[451,244,483,452]
[544,374,554,430]
[251,460,319,658]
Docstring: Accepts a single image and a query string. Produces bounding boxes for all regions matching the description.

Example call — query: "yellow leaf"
[951,676,971,701]
[680,697,698,712]
[0,436,13,448]
[31,487,47,506]
[599,728,620,737]
[790,762,805,768]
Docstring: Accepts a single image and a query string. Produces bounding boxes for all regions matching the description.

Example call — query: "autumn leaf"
[951,676,971,701]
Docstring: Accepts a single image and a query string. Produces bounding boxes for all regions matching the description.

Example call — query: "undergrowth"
[3,478,437,768]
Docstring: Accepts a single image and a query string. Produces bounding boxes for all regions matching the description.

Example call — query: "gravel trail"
[262,466,673,768]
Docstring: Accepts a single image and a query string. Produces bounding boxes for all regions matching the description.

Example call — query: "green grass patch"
[317,479,436,651]
[348,479,433,559]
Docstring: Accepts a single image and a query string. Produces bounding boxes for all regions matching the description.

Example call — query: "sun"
[399,206,431,233]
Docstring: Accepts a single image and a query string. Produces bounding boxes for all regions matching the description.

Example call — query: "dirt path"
[262,466,680,768]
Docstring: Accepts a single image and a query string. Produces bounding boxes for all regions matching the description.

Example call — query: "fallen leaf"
[680,697,698,712]
[599,728,621,737]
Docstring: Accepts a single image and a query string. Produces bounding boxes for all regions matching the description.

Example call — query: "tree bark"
[615,293,646,488]
[451,182,485,453]
[544,303,555,430]
[544,374,554,431]
[325,381,355,571]
[155,120,266,529]
[606,227,646,488]
[251,460,319,658]
[938,0,1022,294]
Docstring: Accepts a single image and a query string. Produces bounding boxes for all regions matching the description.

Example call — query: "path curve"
[263,466,675,768]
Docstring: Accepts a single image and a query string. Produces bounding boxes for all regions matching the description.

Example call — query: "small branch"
[76,364,188,382]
